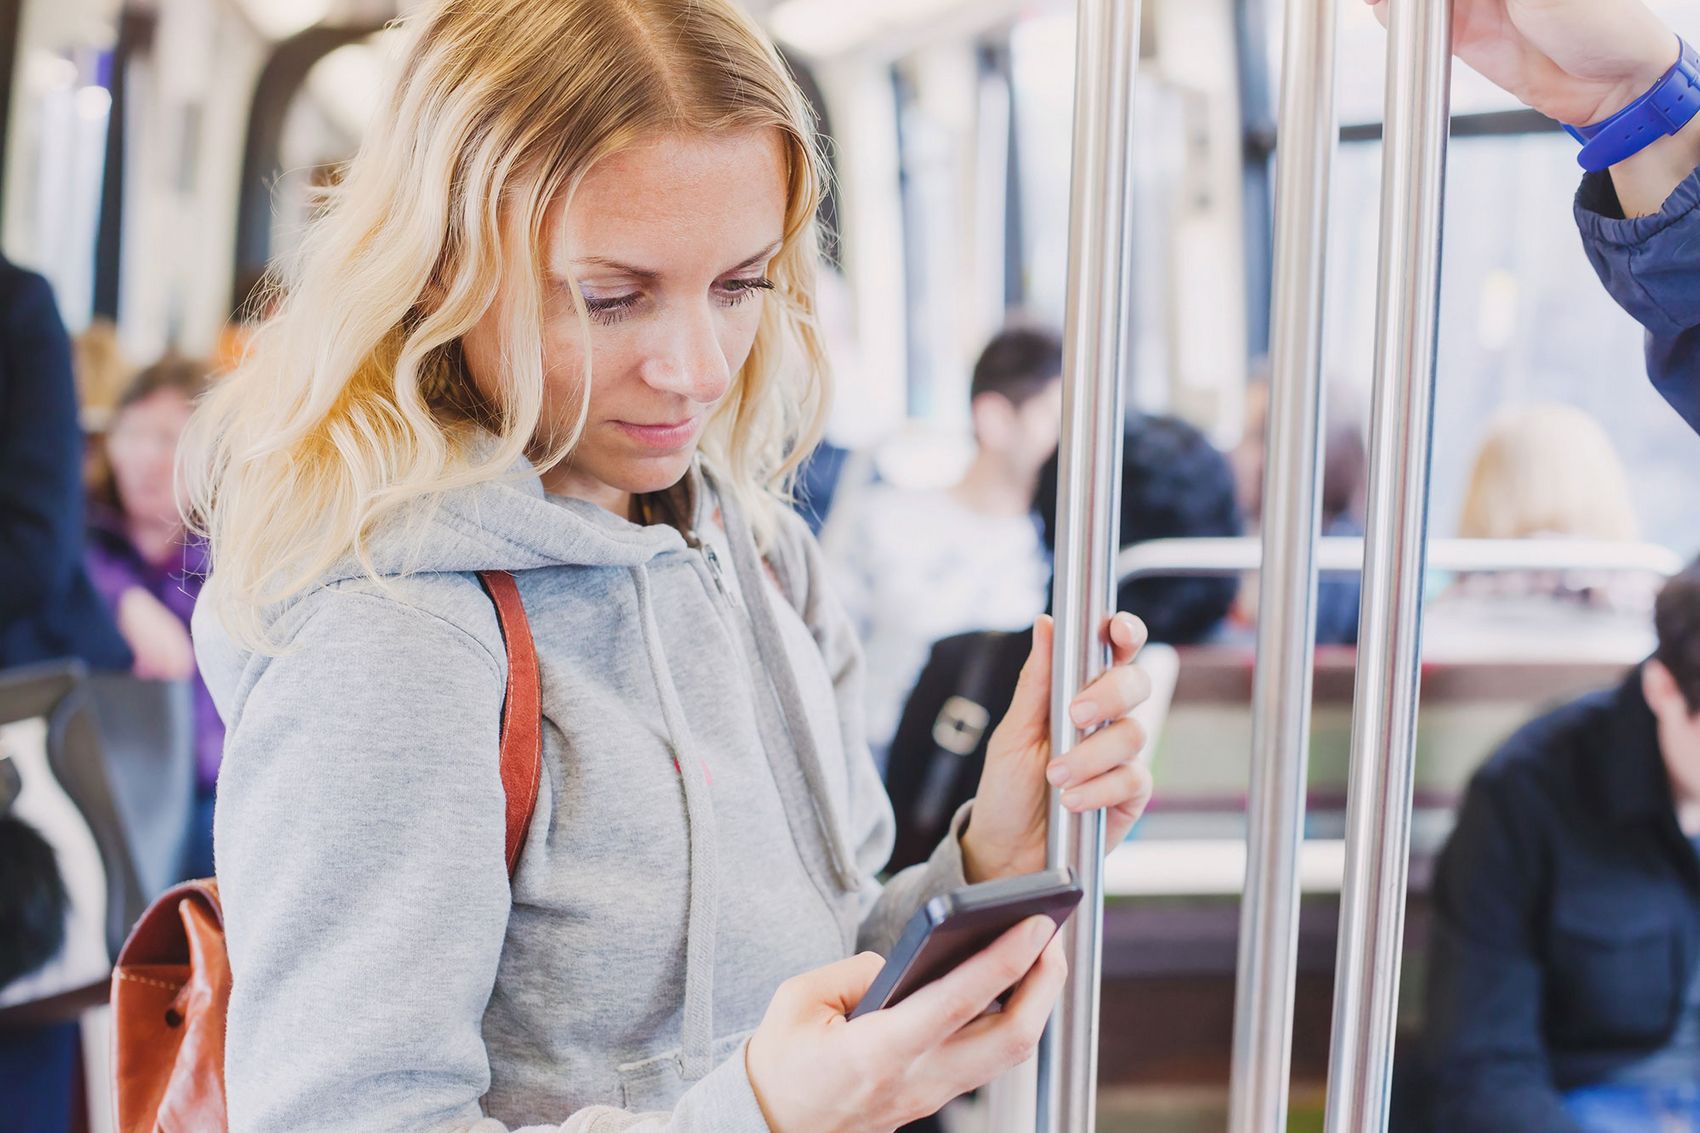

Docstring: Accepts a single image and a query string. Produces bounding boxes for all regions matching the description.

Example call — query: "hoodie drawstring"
[717,494,862,894]
[630,566,719,1082]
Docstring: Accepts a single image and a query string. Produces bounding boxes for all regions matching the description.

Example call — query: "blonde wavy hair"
[1457,403,1638,542]
[185,0,831,646]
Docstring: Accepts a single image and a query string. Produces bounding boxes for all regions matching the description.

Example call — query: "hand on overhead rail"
[1367,0,1700,215]
[1365,0,1675,127]
[958,612,1154,885]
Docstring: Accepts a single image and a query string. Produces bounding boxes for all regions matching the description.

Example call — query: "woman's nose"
[638,304,732,404]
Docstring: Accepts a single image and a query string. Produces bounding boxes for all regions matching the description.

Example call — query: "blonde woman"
[1457,403,1638,546]
[185,3,1154,1131]
[1427,403,1654,662]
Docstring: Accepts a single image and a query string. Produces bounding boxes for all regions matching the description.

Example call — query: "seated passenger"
[1424,403,1655,663]
[1427,555,1700,1132]
[1398,0,1700,433]
[1229,376,1367,645]
[84,356,221,880]
[820,325,1061,761]
[884,413,1240,871]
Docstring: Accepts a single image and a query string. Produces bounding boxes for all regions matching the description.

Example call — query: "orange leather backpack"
[109,571,542,1133]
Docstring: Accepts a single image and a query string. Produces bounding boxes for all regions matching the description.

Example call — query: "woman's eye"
[582,292,641,326]
[717,276,775,307]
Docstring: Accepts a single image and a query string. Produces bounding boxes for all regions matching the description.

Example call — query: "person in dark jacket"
[883,413,1241,873]
[0,258,127,1133]
[0,257,129,671]
[1427,557,1700,1132]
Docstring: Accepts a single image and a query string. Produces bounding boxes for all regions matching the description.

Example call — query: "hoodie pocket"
[616,1029,755,1112]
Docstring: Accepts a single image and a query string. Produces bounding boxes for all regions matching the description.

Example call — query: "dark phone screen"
[850,870,1083,1019]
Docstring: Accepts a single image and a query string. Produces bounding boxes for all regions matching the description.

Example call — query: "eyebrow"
[572,241,783,281]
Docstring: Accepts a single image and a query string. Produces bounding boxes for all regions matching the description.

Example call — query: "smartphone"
[848,868,1083,1019]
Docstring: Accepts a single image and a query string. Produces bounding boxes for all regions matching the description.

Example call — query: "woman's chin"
[617,448,701,496]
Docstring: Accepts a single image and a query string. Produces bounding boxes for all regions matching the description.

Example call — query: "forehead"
[558,129,789,265]
[119,387,193,421]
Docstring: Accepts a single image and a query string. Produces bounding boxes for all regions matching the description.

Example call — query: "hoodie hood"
[321,448,705,585]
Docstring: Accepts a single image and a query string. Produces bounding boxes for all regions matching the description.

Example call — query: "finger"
[1060,760,1153,816]
[1001,616,1054,743]
[873,915,1055,1052]
[1068,661,1153,731]
[1106,612,1148,665]
[926,935,1068,1089]
[779,951,887,1021]
[1047,717,1146,791]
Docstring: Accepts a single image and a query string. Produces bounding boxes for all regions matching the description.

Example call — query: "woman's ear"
[1645,659,1687,720]
[969,391,1016,449]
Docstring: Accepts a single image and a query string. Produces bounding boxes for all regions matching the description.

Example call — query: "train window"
[1257,0,1700,554]
[1009,9,1075,329]
[273,36,391,262]
[1323,129,1700,553]
[4,47,111,327]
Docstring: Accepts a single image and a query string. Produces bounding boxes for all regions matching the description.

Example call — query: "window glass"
[1324,131,1700,554]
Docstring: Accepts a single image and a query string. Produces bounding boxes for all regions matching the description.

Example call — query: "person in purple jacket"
[1369,0,1700,435]
[85,355,221,879]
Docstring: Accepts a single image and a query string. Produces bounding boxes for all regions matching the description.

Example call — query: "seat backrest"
[85,674,195,901]
[0,662,144,1014]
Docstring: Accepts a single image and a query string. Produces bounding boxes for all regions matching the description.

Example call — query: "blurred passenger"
[0,256,126,1133]
[1230,376,1366,645]
[1426,404,1655,662]
[821,325,1061,760]
[884,413,1240,871]
[71,316,129,430]
[791,437,850,534]
[790,262,865,534]
[85,356,220,879]
[0,255,130,672]
[176,4,1154,1130]
[1427,556,1700,1133]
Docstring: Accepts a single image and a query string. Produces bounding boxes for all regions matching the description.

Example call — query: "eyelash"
[582,276,775,327]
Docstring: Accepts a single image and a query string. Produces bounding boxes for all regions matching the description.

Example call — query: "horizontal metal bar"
[1244,109,1558,158]
[1116,536,1682,583]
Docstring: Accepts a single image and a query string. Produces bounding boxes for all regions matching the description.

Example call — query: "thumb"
[791,951,887,1018]
[1002,615,1054,744]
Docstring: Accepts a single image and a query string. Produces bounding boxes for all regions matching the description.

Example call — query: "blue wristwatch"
[1563,37,1700,172]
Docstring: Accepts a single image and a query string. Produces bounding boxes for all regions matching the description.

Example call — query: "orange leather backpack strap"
[478,570,542,876]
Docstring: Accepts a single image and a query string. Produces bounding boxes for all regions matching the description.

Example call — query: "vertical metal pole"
[1323,1,1452,1130]
[1036,0,1139,1129]
[1227,0,1338,1127]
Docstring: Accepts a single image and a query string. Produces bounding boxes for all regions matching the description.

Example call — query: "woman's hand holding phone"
[744,916,1066,1133]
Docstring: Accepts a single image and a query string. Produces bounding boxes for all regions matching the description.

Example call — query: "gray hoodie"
[195,458,971,1133]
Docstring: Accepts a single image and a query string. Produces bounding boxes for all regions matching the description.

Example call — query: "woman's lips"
[613,417,701,451]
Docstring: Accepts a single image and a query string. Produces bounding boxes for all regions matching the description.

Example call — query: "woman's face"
[464,129,789,516]
[107,388,193,526]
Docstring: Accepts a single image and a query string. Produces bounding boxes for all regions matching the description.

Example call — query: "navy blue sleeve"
[1426,762,1582,1133]
[0,267,86,621]
[1575,166,1700,436]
